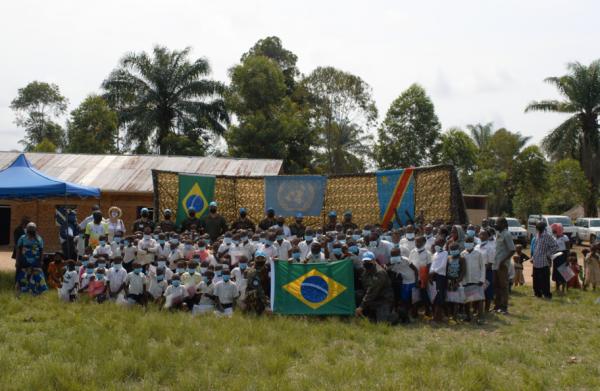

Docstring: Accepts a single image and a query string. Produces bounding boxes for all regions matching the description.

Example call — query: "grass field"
[1,271,600,391]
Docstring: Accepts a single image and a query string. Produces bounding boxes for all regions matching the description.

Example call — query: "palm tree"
[102,46,229,154]
[466,122,494,150]
[315,122,373,174]
[526,60,600,216]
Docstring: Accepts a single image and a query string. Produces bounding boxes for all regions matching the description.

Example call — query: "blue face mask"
[172,280,180,287]
[465,243,475,250]
[435,245,443,253]
[363,230,371,237]
[159,240,165,245]
[113,264,122,270]
[114,237,122,243]
[450,250,461,257]
[349,245,359,254]
[185,244,192,250]
[188,268,196,274]
[305,236,313,242]
[171,239,179,245]
[124,240,130,246]
[276,236,284,241]
[216,271,222,277]
[333,248,343,256]
[222,275,230,282]
[292,252,301,259]
[224,238,232,245]
[369,241,378,248]
[176,268,184,274]
[264,240,272,247]
[99,241,106,246]
[157,261,166,268]
[352,235,361,241]
[241,237,248,242]
[86,268,94,274]
[466,230,476,237]
[233,240,240,245]
[134,268,143,274]
[82,260,89,267]
[240,263,248,270]
[95,273,104,280]
[157,275,165,281]
[203,276,209,283]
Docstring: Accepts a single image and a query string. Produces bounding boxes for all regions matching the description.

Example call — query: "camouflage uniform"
[243,266,270,315]
[359,265,395,323]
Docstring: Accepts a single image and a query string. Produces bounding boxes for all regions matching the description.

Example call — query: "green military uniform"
[289,222,306,238]
[259,217,277,231]
[342,221,358,232]
[202,213,228,243]
[243,266,270,315]
[231,217,256,232]
[322,222,337,233]
[359,265,395,323]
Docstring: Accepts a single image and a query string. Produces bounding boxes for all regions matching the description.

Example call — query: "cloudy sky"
[0,0,597,151]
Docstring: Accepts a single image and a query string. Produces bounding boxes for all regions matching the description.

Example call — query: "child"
[476,230,494,313]
[125,263,148,305]
[106,257,128,300]
[163,275,188,310]
[148,267,168,304]
[122,237,137,272]
[566,252,581,290]
[462,237,485,324]
[429,238,448,323]
[110,230,124,259]
[47,252,64,289]
[409,235,432,318]
[93,236,113,260]
[446,243,466,323]
[88,268,108,303]
[182,261,203,306]
[584,244,600,291]
[213,271,239,317]
[193,271,215,315]
[513,254,525,287]
[59,260,79,302]
[79,261,95,293]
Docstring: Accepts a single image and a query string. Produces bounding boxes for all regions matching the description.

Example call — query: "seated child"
[125,262,148,305]
[47,252,64,289]
[88,268,108,303]
[148,267,168,304]
[79,261,96,293]
[212,271,239,317]
[163,275,188,310]
[59,260,79,302]
[106,257,128,299]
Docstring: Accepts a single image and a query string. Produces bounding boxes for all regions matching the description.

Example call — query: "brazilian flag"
[271,260,355,315]
[175,174,215,226]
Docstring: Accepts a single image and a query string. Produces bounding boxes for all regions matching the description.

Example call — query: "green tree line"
[9,38,600,216]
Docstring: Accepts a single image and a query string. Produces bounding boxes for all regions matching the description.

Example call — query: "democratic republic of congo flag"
[376,168,415,228]
[175,174,215,226]
[271,259,355,315]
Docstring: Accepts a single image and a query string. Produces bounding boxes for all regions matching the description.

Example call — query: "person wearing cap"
[243,251,270,314]
[259,207,277,231]
[159,209,176,233]
[289,212,306,238]
[180,207,203,233]
[322,211,338,233]
[355,251,395,323]
[305,242,325,263]
[132,207,155,233]
[107,206,126,242]
[231,208,256,232]
[342,211,358,232]
[202,201,228,243]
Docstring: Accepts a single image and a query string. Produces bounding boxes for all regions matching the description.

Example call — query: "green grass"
[1,272,600,391]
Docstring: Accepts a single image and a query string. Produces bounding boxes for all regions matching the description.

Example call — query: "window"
[547,217,572,227]
[590,220,600,228]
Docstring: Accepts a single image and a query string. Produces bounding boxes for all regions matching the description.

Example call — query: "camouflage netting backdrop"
[152,165,467,229]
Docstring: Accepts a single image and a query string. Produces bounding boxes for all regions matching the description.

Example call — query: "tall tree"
[374,84,441,169]
[226,55,314,173]
[466,122,494,151]
[102,46,229,155]
[433,128,478,191]
[10,81,68,151]
[512,145,548,220]
[302,66,377,174]
[525,60,600,216]
[544,159,590,214]
[66,95,118,154]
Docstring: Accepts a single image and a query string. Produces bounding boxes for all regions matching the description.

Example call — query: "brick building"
[0,152,282,251]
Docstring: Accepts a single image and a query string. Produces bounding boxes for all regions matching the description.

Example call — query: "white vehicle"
[527,215,576,240]
[488,217,528,247]
[574,218,600,244]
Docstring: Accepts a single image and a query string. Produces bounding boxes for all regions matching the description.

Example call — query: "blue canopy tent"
[0,154,100,199]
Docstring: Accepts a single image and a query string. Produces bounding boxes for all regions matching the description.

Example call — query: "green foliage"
[226,54,315,174]
[526,60,600,216]
[65,95,118,154]
[466,122,494,151]
[544,159,590,214]
[32,138,58,153]
[10,81,68,151]
[2,270,600,390]
[302,66,377,174]
[374,84,441,169]
[433,128,478,188]
[102,46,228,155]
[512,146,548,220]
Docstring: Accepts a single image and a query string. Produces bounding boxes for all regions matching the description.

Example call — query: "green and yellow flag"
[271,260,355,315]
[175,174,215,226]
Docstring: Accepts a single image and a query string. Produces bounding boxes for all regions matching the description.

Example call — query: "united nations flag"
[264,175,326,217]
[272,260,355,315]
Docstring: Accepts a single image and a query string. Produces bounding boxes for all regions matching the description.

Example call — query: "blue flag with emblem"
[264,175,326,217]
[271,259,355,315]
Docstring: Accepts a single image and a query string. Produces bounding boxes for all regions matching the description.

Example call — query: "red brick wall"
[5,192,154,251]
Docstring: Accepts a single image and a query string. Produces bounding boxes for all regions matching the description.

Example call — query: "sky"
[0,0,598,151]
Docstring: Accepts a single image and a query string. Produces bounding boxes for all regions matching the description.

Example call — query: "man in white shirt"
[367,233,394,266]
[137,227,158,265]
[213,271,239,316]
[399,225,417,254]
[274,231,292,260]
[298,229,316,259]
[125,264,148,305]
[259,234,278,262]
[106,258,128,299]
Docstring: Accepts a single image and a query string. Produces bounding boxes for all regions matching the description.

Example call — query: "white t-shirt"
[148,276,168,299]
[137,237,158,265]
[430,251,448,276]
[93,244,113,259]
[368,240,394,265]
[409,247,432,269]
[390,256,416,284]
[274,240,292,260]
[229,242,255,265]
[213,280,239,304]
[197,281,214,305]
[164,284,188,299]
[60,270,79,293]
[475,242,494,266]
[106,266,128,293]
[298,240,315,259]
[555,235,570,251]
[123,246,137,264]
[126,272,148,295]
[399,238,416,253]
[462,249,485,285]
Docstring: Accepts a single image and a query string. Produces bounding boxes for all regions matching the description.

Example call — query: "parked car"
[488,217,528,247]
[574,217,600,245]
[527,214,576,241]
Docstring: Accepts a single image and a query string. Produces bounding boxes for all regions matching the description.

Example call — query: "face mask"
[153,235,159,240]
[480,240,488,245]
[465,243,474,250]
[349,245,359,254]
[134,268,142,274]
[216,271,222,277]
[188,268,196,274]
[200,267,207,273]
[466,230,476,237]
[86,268,94,274]
[157,275,165,281]
[305,236,313,242]
[241,237,248,243]
[113,264,122,270]
[233,240,240,246]
[292,252,301,259]
[172,280,180,287]
[124,240,130,246]
[264,240,272,247]
[185,244,192,250]
[157,261,166,268]
[222,275,230,282]
[176,268,184,274]
[333,248,343,256]
[390,256,402,264]
[99,241,106,246]
[97,263,106,269]
[276,235,284,241]
[159,240,165,245]
[450,250,461,257]
[82,260,89,267]
[240,263,248,270]
[435,245,443,253]
[369,241,378,248]
[143,235,151,240]
[203,276,209,283]
[406,233,415,240]
[224,238,232,245]
[171,239,179,245]
[352,235,361,241]
[95,274,104,280]
[111,212,119,218]
[363,230,371,237]
[114,237,122,243]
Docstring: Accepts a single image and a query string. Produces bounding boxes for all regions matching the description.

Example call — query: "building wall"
[5,192,153,252]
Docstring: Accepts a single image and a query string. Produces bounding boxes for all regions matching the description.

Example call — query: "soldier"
[342,211,358,232]
[322,210,338,233]
[289,212,306,238]
[355,251,396,324]
[132,208,155,233]
[259,208,277,231]
[159,209,176,233]
[231,208,256,232]
[180,207,203,233]
[243,251,271,315]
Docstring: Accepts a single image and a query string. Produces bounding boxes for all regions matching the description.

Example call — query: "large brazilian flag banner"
[175,174,216,226]
[271,260,355,315]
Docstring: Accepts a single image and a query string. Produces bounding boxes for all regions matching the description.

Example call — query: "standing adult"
[85,210,109,249]
[355,251,395,323]
[180,208,202,233]
[531,222,559,299]
[231,208,256,232]
[289,213,306,238]
[17,222,44,270]
[342,211,358,232]
[492,217,515,314]
[203,202,228,243]
[77,205,100,258]
[322,211,338,232]
[107,206,126,242]
[59,210,79,260]
[132,207,155,233]
[159,209,177,233]
[258,208,277,231]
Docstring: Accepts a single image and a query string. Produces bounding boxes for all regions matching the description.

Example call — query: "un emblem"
[277,180,315,213]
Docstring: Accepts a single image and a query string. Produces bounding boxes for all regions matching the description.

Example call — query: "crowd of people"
[11,203,600,324]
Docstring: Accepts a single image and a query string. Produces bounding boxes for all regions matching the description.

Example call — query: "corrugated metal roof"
[0,152,282,193]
